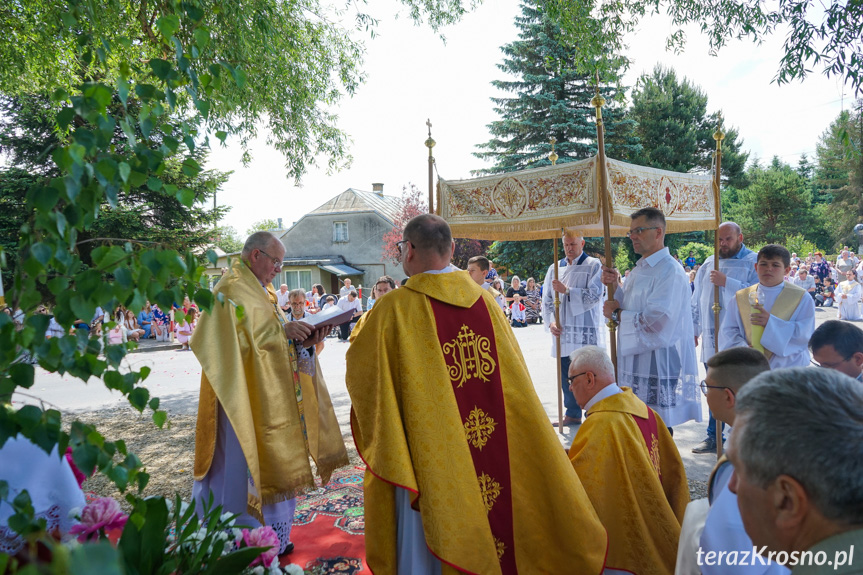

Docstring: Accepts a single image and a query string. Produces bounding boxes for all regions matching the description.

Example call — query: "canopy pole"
[425,119,436,214]
[713,115,726,459]
[554,236,564,434]
[592,87,618,380]
[550,141,564,434]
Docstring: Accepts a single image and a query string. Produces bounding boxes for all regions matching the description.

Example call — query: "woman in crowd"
[107,310,127,345]
[310,284,326,311]
[124,310,145,342]
[837,270,863,321]
[523,277,542,324]
[491,279,507,313]
[152,304,170,341]
[138,302,155,339]
[175,308,197,350]
[506,275,527,305]
[689,270,696,293]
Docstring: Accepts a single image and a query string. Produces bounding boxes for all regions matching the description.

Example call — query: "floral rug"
[281,465,366,574]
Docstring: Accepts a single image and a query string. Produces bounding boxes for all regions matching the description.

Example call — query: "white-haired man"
[567,346,689,575]
[542,229,606,426]
[690,221,758,454]
[727,368,863,574]
[191,232,348,555]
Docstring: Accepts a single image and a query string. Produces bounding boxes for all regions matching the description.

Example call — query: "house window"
[333,221,349,243]
[283,270,312,292]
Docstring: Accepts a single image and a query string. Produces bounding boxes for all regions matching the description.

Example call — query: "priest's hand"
[552,279,568,294]
[601,266,619,286]
[284,321,312,343]
[750,303,769,326]
[303,325,331,348]
[550,322,562,336]
[709,270,727,287]
[603,299,620,319]
[694,336,699,347]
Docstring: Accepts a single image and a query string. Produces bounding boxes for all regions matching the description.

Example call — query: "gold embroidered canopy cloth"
[438,156,718,240]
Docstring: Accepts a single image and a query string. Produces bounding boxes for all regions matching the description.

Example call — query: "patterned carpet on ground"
[280,465,367,574]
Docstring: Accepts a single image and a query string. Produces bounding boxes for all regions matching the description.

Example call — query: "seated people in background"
[505,275,527,305]
[152,304,170,341]
[820,277,835,307]
[287,289,324,356]
[510,293,527,327]
[124,309,145,342]
[46,309,66,339]
[809,319,863,381]
[726,368,863,573]
[837,269,863,320]
[694,347,788,575]
[491,279,507,312]
[523,277,542,324]
[321,295,336,310]
[720,244,815,368]
[567,346,689,575]
[175,309,196,350]
[138,302,154,339]
[107,311,127,345]
[791,268,816,299]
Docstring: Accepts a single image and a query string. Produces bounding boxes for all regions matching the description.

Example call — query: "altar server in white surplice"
[690,221,758,454]
[720,244,815,369]
[837,270,863,321]
[542,229,606,426]
[602,207,701,429]
[691,222,759,363]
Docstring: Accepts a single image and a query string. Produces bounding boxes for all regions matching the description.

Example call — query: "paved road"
[17,305,839,484]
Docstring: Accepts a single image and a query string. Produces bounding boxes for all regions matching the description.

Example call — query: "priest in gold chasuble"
[192,232,348,555]
[347,215,607,575]
[566,347,689,575]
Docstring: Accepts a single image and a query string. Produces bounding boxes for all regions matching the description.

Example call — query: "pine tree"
[629,66,749,189]
[815,105,863,247]
[473,0,639,174]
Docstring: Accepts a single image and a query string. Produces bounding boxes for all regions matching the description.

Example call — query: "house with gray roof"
[276,184,406,305]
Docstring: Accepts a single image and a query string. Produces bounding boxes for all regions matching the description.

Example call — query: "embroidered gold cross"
[464,407,496,451]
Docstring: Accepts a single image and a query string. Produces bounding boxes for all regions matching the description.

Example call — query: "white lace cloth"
[0,435,85,554]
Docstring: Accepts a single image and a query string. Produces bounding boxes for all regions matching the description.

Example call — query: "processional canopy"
[439,157,718,240]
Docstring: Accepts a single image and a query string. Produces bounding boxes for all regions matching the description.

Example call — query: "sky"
[207,0,853,236]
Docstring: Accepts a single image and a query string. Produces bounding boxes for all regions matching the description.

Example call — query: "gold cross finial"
[549,136,558,165]
[425,118,435,151]
[426,118,432,137]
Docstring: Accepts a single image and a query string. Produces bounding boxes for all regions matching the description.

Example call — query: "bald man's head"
[717,221,744,259]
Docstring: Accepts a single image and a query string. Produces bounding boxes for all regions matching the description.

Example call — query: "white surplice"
[719,282,815,368]
[542,253,607,357]
[691,247,759,362]
[837,280,863,321]
[614,247,701,427]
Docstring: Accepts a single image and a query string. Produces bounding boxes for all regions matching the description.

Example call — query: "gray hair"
[569,346,615,380]
[734,368,863,524]
[288,289,305,301]
[241,231,280,258]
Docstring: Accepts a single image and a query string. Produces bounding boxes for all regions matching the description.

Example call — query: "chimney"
[277,217,283,229]
[372,183,384,196]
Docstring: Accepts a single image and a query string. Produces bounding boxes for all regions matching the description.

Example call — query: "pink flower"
[68,497,128,542]
[242,526,280,567]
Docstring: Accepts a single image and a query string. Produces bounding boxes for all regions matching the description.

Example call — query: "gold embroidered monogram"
[464,407,497,451]
[648,435,661,478]
[495,537,506,560]
[478,472,502,513]
[442,325,497,387]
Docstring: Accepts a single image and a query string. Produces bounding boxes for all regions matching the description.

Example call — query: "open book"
[300,305,355,329]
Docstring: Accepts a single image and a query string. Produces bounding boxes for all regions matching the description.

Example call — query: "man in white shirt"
[336,290,362,341]
[690,221,758,453]
[339,278,353,297]
[791,268,816,299]
[276,283,291,313]
[602,207,701,431]
[542,229,606,426]
[809,320,863,381]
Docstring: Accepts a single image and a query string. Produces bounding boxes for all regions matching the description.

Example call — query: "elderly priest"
[567,346,689,575]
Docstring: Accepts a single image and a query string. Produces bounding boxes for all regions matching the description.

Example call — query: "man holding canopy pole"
[542,229,606,426]
[601,207,701,431]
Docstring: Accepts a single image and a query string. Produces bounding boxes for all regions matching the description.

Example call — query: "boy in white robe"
[720,244,815,369]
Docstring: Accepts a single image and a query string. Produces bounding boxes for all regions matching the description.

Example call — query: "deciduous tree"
[381,184,428,265]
